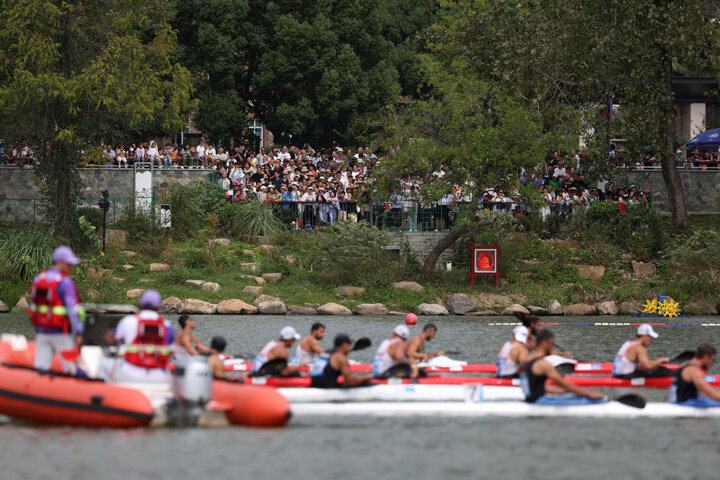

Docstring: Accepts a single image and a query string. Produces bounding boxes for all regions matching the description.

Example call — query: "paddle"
[669,350,695,364]
[352,337,372,351]
[613,393,646,409]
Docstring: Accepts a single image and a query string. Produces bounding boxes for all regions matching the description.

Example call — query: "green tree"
[372,58,554,278]
[173,0,437,147]
[0,0,192,242]
[434,0,720,228]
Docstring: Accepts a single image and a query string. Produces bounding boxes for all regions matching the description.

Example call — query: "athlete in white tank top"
[497,341,521,377]
[293,343,314,366]
[612,340,640,376]
[372,338,402,376]
[252,340,283,373]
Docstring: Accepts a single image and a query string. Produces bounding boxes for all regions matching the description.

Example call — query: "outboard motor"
[169,355,213,426]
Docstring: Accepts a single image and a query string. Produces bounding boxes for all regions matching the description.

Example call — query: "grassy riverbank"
[2,210,719,314]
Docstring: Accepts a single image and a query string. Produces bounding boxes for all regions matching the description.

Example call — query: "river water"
[2,313,720,480]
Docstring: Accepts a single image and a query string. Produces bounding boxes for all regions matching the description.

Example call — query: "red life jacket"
[28,270,77,333]
[123,313,171,369]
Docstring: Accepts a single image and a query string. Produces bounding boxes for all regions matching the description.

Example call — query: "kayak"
[245,374,720,389]
[278,384,525,403]
[290,401,720,418]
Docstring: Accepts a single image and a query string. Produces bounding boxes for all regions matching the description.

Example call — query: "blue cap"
[52,246,80,266]
[140,289,162,309]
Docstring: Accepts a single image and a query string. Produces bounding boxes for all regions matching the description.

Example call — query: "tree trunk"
[660,54,689,228]
[420,217,495,280]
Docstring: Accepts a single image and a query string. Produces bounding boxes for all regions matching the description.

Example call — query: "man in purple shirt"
[28,246,84,373]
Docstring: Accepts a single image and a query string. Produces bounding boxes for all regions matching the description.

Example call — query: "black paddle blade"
[556,363,576,375]
[670,350,695,364]
[352,337,372,351]
[615,394,647,409]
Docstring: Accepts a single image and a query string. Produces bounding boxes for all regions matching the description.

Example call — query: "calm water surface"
[2,313,720,480]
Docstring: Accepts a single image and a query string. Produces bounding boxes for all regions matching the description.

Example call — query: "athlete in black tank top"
[521,357,548,403]
[673,364,698,403]
[310,352,342,388]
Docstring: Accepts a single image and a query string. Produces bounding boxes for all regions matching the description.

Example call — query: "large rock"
[392,281,424,292]
[446,295,477,315]
[201,282,220,292]
[122,264,134,271]
[575,265,606,280]
[262,273,282,283]
[288,305,318,315]
[179,299,217,314]
[318,302,353,315]
[304,303,320,309]
[217,299,258,315]
[631,261,657,276]
[119,250,138,258]
[106,304,138,314]
[105,229,128,248]
[243,285,264,295]
[12,297,29,312]
[417,303,449,316]
[258,301,287,315]
[240,275,265,285]
[686,301,719,315]
[0,300,10,313]
[565,303,597,316]
[253,295,280,307]
[466,293,526,311]
[596,300,619,315]
[149,262,170,273]
[239,262,261,272]
[466,310,501,316]
[618,301,642,315]
[160,296,182,314]
[126,289,145,299]
[185,279,205,287]
[501,304,530,316]
[208,238,231,247]
[334,286,366,297]
[352,303,389,315]
[547,299,563,315]
[527,305,550,316]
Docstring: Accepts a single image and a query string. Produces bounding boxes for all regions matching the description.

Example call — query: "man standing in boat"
[670,344,720,407]
[612,324,671,378]
[521,329,606,404]
[407,323,445,363]
[28,246,84,373]
[372,325,419,379]
[251,326,302,377]
[293,322,325,366]
[104,290,174,382]
[496,325,532,379]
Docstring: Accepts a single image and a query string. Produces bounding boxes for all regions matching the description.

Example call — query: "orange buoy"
[212,379,291,428]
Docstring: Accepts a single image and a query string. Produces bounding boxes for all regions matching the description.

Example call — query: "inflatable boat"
[0,335,290,429]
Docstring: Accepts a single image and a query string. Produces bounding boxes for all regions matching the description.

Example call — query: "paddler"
[407,323,445,362]
[515,312,572,358]
[496,325,531,378]
[670,344,720,406]
[175,315,210,356]
[371,325,420,379]
[612,324,671,378]
[103,289,174,382]
[207,336,228,379]
[521,329,606,404]
[292,322,325,366]
[310,334,373,388]
[27,246,85,373]
[250,326,302,377]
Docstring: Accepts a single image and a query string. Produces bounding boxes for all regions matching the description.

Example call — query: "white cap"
[393,325,410,340]
[637,324,659,338]
[280,326,301,341]
[512,325,529,344]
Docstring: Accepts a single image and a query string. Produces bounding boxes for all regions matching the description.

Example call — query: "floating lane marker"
[483,322,720,327]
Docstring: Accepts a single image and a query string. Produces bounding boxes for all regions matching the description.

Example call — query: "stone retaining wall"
[618,170,720,213]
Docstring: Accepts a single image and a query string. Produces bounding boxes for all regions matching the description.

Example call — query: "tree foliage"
[432,0,720,228]
[0,0,193,241]
[173,0,437,146]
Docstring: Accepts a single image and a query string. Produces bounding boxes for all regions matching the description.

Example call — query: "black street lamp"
[98,190,110,252]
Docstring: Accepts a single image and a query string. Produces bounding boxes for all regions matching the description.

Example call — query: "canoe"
[244,374,720,389]
[278,384,524,403]
[290,401,720,418]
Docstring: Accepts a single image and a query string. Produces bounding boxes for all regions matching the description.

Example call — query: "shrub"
[77,207,103,231]
[0,227,55,280]
[0,278,27,308]
[664,229,720,300]
[116,200,158,242]
[220,201,285,239]
[165,182,227,238]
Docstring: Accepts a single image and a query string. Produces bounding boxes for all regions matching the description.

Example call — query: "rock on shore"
[318,303,352,315]
[217,299,258,315]
[564,303,597,316]
[352,303,389,315]
[258,301,287,315]
[446,295,477,315]
[417,303,449,316]
[179,299,217,314]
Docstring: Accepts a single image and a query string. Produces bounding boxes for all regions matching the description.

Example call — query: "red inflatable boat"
[0,338,290,428]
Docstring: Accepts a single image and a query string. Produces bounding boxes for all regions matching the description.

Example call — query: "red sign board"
[469,243,500,287]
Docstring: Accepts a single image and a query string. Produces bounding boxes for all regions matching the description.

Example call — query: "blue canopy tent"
[686,128,720,149]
